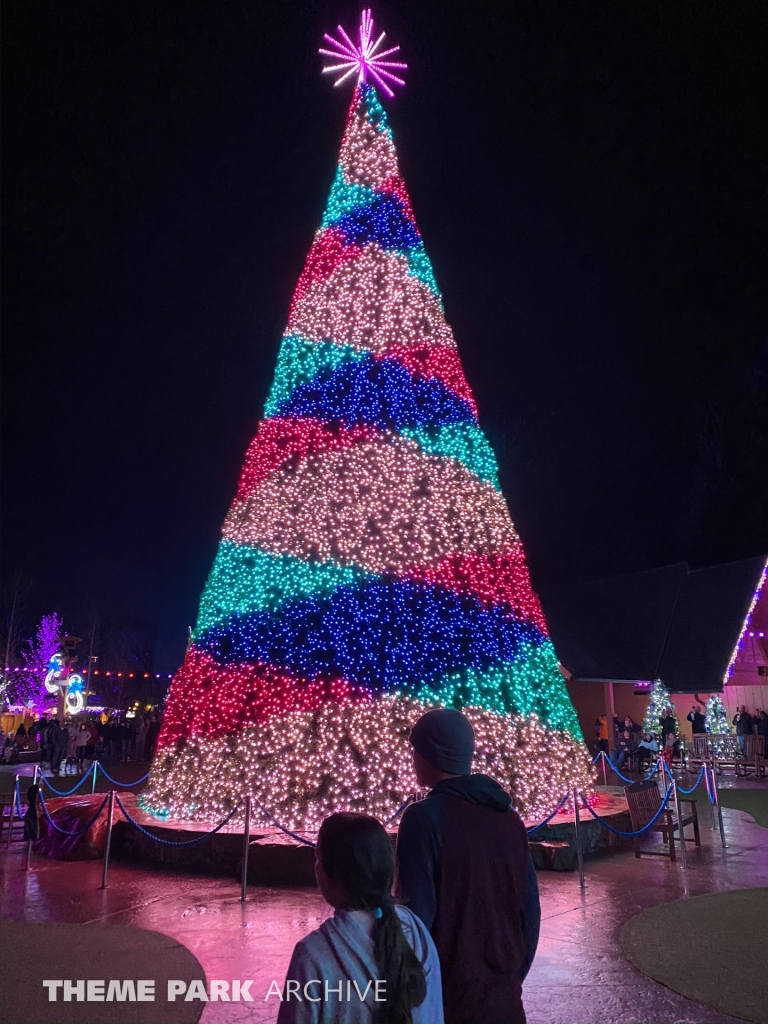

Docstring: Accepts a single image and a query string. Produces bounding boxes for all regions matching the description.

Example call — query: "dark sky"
[3,1,768,671]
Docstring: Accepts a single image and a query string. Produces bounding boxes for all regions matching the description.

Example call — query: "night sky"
[3,1,768,672]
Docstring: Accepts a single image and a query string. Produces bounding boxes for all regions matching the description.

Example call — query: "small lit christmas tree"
[144,11,594,827]
[705,695,730,735]
[10,612,62,713]
[643,678,675,736]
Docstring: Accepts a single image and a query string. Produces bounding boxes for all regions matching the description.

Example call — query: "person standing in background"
[733,706,752,755]
[687,705,706,734]
[660,709,677,743]
[75,724,88,773]
[65,722,78,774]
[756,710,768,756]
[596,715,609,754]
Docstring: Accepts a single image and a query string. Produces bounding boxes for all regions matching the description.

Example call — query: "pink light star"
[319,8,407,98]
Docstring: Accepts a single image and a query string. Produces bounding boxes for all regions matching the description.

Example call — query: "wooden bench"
[624,779,700,863]
[687,733,765,778]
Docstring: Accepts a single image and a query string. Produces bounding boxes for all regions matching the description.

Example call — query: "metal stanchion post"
[707,763,716,829]
[241,796,251,903]
[572,788,585,891]
[601,751,608,787]
[711,765,727,849]
[6,777,18,850]
[671,777,688,869]
[91,761,98,795]
[100,791,115,889]
[32,764,40,786]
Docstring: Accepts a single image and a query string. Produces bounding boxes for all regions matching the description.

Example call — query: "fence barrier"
[15,747,735,890]
[526,792,570,836]
[114,795,240,847]
[39,791,110,837]
[583,784,673,838]
[97,764,151,788]
[596,750,659,785]
[382,796,413,828]
[33,762,150,798]
[41,774,91,797]
[241,796,252,902]
[101,791,115,889]
[664,763,705,795]
[248,797,317,847]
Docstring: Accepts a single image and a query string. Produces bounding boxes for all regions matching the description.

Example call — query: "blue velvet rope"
[526,792,570,836]
[382,796,413,828]
[115,795,240,846]
[42,773,91,797]
[665,763,705,795]
[39,791,110,837]
[599,750,660,784]
[96,763,150,787]
[115,794,237,843]
[584,785,673,837]
[249,796,317,847]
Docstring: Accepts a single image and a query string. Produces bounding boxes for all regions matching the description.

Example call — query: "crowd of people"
[276,709,540,1024]
[732,705,768,754]
[0,713,162,773]
[594,700,768,776]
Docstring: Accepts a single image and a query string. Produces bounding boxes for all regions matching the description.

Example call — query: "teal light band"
[400,422,501,489]
[417,641,583,739]
[195,541,368,636]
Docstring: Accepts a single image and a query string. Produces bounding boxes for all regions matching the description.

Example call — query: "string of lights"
[144,696,593,829]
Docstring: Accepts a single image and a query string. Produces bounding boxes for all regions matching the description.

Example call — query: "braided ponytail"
[371,897,427,1023]
[317,814,427,1024]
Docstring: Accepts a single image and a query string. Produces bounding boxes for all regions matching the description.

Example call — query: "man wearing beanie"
[395,708,540,1024]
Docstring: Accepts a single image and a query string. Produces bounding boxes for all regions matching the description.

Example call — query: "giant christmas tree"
[145,13,594,827]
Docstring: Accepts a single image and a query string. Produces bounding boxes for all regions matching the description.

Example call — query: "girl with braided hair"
[277,812,443,1024]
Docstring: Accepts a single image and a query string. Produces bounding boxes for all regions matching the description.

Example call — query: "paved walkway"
[2,784,766,1024]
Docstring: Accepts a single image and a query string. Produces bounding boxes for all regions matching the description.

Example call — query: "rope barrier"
[704,768,716,805]
[599,751,660,784]
[602,757,636,784]
[526,792,570,836]
[665,763,705,795]
[39,791,110,837]
[382,796,413,828]
[115,796,240,847]
[42,774,91,797]
[249,796,316,847]
[15,778,24,817]
[96,764,150,787]
[583,785,673,837]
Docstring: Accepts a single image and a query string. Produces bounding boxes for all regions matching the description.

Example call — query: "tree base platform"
[35,789,631,881]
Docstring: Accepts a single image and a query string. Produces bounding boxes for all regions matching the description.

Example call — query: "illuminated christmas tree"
[705,695,729,735]
[643,678,675,735]
[145,11,594,827]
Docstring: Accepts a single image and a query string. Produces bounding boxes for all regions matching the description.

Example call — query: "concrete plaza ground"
[1,774,766,1024]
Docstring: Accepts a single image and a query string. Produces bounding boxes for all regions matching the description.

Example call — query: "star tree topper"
[320,8,407,98]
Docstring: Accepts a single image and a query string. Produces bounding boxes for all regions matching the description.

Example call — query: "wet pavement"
[2,782,766,1024]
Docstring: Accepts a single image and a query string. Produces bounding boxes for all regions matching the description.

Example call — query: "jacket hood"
[431,773,512,812]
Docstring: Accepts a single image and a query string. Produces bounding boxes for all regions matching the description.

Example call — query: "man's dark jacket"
[395,774,540,1024]
[734,713,753,735]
